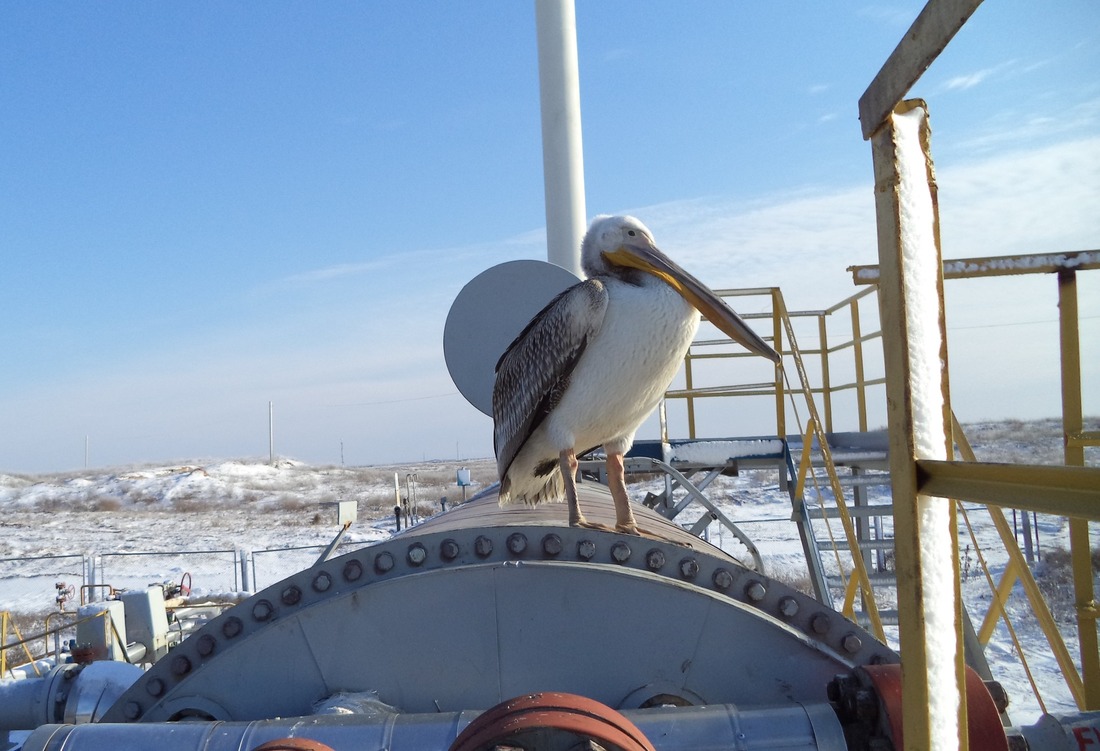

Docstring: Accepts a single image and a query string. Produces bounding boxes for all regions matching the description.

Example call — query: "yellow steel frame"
[1,611,42,677]
[666,285,884,440]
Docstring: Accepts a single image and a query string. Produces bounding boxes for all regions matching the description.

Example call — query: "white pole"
[268,401,275,465]
[536,0,586,277]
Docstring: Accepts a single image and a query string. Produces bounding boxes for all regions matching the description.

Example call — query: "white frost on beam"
[894,105,959,751]
[670,439,785,464]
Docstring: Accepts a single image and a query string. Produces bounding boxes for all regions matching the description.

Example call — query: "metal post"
[870,100,964,751]
[684,355,696,439]
[238,549,252,593]
[772,289,786,439]
[535,0,586,276]
[818,314,832,432]
[268,401,276,465]
[850,297,869,432]
[1058,268,1100,709]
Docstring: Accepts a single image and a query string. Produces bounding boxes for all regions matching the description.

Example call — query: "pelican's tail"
[498,467,564,507]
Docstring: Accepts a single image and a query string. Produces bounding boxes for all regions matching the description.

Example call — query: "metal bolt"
[146,678,165,698]
[610,541,632,563]
[375,551,395,573]
[440,538,460,561]
[343,559,363,581]
[811,613,830,635]
[252,600,274,622]
[854,688,878,722]
[712,568,733,590]
[222,616,243,639]
[679,557,699,580]
[542,533,563,557]
[407,543,428,566]
[985,680,1010,714]
[842,633,863,654]
[123,701,142,720]
[474,535,493,558]
[778,596,799,618]
[827,674,852,704]
[196,634,216,657]
[507,533,528,555]
[171,655,191,676]
[577,539,596,560]
[312,572,332,591]
[646,549,666,571]
[744,580,766,602]
[281,585,302,606]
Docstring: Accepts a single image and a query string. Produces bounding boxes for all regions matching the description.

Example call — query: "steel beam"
[858,0,984,139]
[849,249,1100,285]
[870,100,965,751]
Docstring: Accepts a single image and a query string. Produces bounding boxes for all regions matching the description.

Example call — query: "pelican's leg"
[606,452,640,535]
[561,449,609,530]
[560,448,585,526]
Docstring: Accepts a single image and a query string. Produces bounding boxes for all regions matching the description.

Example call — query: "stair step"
[821,538,895,552]
[805,504,894,520]
[827,570,897,585]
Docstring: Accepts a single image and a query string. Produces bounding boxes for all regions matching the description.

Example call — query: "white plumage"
[493,215,780,534]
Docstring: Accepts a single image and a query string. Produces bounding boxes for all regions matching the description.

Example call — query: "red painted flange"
[861,663,1008,751]
[450,691,657,751]
[251,738,336,751]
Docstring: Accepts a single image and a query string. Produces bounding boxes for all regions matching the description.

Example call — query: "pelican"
[493,214,781,534]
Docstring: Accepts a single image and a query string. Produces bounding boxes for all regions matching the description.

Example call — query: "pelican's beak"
[604,238,781,363]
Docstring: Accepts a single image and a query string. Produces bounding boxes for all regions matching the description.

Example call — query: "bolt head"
[342,559,364,581]
[252,600,274,621]
[375,551,395,573]
[407,543,428,566]
[507,533,528,555]
[744,580,767,602]
[474,535,494,558]
[440,539,460,561]
[541,534,563,556]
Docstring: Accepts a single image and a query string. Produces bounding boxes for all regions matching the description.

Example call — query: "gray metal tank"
[24,484,899,750]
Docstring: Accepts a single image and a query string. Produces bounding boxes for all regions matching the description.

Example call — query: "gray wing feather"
[493,279,608,480]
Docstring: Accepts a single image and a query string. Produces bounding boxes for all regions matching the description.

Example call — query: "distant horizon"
[6,414,1095,479]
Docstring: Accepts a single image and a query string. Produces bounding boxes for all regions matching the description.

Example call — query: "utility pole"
[268,401,275,465]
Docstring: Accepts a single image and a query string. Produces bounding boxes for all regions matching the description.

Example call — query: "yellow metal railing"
[659,253,1098,721]
[665,286,885,440]
[1,611,41,677]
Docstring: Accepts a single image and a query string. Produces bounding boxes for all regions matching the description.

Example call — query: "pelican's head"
[581,214,781,363]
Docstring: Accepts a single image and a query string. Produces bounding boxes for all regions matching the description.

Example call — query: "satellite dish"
[444,260,580,416]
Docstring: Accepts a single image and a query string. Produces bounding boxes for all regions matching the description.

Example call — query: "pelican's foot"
[615,521,641,535]
[571,516,615,532]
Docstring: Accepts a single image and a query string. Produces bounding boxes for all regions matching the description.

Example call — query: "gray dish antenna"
[444,260,580,416]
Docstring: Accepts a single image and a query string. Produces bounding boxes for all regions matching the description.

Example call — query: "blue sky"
[2,2,1098,473]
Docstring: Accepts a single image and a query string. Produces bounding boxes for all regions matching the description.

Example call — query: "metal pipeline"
[0,662,143,732]
[19,700,848,751]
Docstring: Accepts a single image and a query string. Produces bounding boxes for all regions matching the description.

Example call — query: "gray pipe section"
[1,662,143,732]
[20,701,846,751]
[535,0,586,277]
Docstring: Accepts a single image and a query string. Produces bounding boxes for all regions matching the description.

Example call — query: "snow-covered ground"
[1,417,1097,728]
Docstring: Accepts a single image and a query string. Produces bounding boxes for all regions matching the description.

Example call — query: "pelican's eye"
[627,229,636,237]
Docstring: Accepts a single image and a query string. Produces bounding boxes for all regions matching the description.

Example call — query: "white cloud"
[944,69,992,91]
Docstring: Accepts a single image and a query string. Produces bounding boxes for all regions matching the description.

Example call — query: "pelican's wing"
[492,279,608,479]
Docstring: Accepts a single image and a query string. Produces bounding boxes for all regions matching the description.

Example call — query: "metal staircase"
[785,429,896,623]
